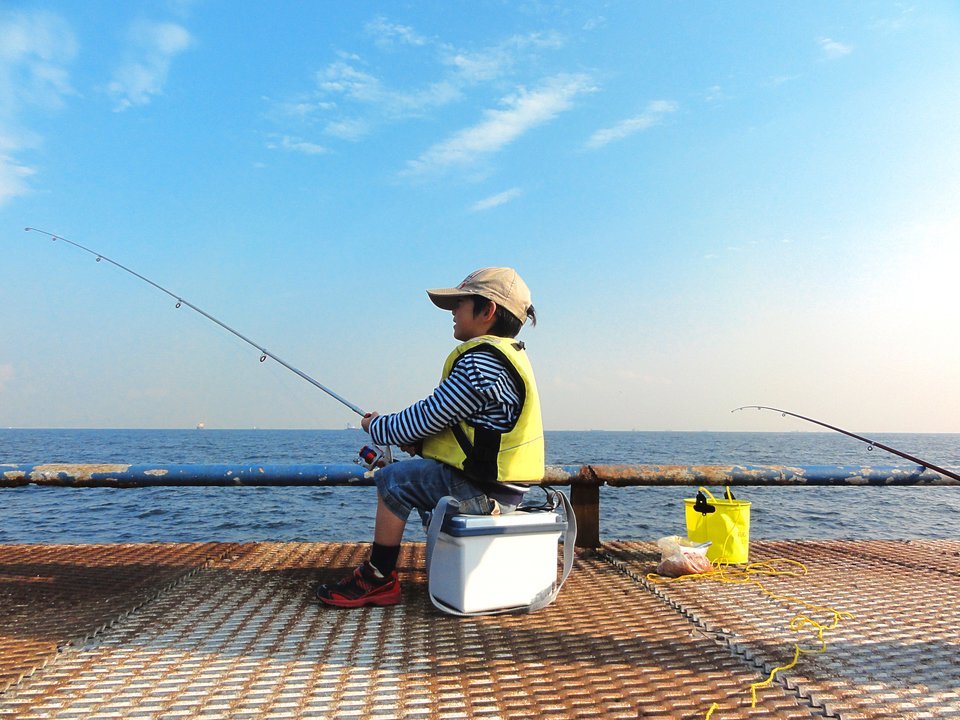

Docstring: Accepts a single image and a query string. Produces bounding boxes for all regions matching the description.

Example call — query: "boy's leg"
[374,493,407,546]
[367,494,405,581]
[313,491,405,608]
[371,457,495,524]
[315,458,493,608]
[314,460,425,608]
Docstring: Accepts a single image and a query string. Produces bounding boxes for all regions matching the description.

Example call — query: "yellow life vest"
[421,335,544,484]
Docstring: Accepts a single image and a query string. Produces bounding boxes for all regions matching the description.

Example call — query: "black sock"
[370,543,401,577]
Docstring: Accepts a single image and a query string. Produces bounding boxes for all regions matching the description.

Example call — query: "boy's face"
[451,297,496,341]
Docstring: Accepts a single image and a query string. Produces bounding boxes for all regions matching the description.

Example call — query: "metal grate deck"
[1,540,958,719]
[604,539,960,719]
[0,542,247,696]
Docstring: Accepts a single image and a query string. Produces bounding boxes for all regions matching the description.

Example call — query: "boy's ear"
[481,300,498,322]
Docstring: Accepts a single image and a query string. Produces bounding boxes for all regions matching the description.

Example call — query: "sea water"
[1,429,958,544]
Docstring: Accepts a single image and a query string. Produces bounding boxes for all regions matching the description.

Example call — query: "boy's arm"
[365,352,517,448]
[365,368,486,446]
[361,412,420,456]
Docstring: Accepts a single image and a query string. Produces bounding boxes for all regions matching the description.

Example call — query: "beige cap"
[427,267,533,323]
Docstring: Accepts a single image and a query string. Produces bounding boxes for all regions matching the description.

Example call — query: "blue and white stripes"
[369,351,521,447]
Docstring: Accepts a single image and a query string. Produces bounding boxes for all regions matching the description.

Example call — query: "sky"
[1,1,959,433]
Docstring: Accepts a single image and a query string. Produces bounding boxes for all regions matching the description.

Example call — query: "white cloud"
[444,48,511,84]
[585,100,678,150]
[871,5,917,35]
[366,16,427,48]
[404,73,595,177]
[442,32,565,84]
[768,74,802,88]
[318,61,460,117]
[273,26,569,150]
[0,10,77,108]
[705,85,726,103]
[0,10,76,205]
[583,17,607,31]
[819,37,852,60]
[107,21,193,111]
[471,187,522,212]
[0,154,35,205]
[267,135,328,155]
[319,61,382,101]
[324,118,370,141]
[0,363,13,393]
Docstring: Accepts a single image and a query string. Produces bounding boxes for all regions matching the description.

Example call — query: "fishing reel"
[355,444,394,470]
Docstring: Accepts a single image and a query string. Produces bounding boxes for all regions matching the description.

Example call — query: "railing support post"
[571,483,600,549]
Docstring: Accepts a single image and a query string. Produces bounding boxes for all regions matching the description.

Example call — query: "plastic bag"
[655,536,713,577]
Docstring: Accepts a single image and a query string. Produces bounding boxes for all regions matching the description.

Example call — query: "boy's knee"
[374,477,413,521]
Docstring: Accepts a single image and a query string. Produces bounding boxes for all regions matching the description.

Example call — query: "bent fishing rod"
[732,405,960,482]
[25,227,366,417]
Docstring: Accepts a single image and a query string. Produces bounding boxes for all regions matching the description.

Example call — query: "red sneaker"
[315,561,401,608]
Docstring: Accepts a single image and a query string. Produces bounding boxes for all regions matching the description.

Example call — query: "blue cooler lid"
[442,510,567,537]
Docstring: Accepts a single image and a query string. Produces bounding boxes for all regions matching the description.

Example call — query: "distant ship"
[196,422,205,430]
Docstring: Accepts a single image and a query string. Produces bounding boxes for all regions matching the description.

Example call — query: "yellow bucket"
[684,486,751,564]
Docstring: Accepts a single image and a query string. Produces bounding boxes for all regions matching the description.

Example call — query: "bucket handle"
[693,486,737,514]
[693,488,716,515]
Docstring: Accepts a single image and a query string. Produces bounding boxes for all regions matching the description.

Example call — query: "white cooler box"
[428,510,568,614]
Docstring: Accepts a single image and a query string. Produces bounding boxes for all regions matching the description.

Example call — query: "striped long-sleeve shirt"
[368,350,521,448]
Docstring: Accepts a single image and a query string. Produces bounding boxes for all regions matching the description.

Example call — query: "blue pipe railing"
[0,463,372,488]
[2,462,956,488]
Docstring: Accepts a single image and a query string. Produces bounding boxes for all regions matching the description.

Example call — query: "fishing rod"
[732,405,960,482]
[25,227,366,417]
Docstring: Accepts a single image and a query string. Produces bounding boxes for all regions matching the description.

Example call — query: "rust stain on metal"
[540,466,579,483]
[1,469,28,487]
[29,463,131,486]
[589,463,745,486]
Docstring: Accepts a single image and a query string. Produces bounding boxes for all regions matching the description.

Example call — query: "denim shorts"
[375,458,515,525]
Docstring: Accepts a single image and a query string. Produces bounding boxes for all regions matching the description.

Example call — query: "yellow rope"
[648,558,854,718]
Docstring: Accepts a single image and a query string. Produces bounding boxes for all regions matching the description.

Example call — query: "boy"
[315,267,544,608]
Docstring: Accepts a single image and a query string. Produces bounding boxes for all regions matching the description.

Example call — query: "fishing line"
[25,227,366,417]
[648,558,854,717]
[732,405,960,482]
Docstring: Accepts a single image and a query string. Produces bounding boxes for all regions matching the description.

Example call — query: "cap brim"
[426,288,467,311]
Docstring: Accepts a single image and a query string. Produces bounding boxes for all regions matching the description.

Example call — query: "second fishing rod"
[733,405,960,482]
[26,227,367,419]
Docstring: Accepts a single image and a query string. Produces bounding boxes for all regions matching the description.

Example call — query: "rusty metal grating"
[0,541,836,719]
[604,539,960,719]
[0,542,249,695]
[786,539,960,577]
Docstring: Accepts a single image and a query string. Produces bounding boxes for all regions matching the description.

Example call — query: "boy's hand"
[400,442,422,457]
[361,412,379,432]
